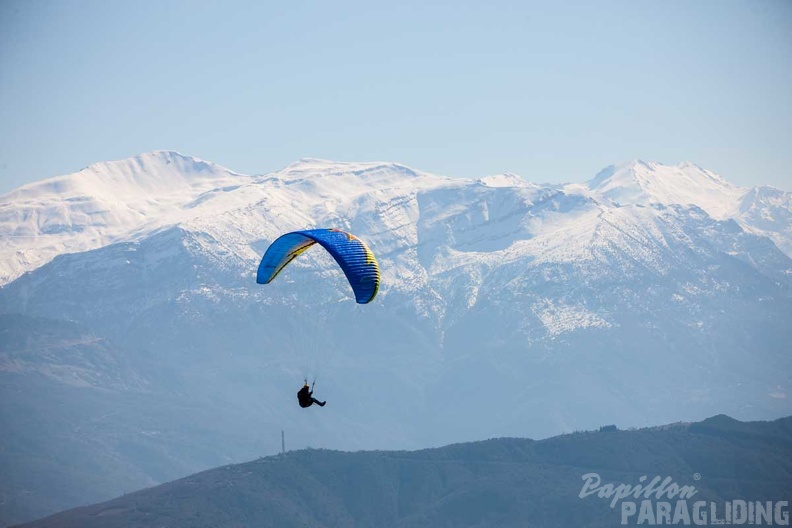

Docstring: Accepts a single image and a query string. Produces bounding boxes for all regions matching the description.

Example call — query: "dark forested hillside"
[14,415,792,528]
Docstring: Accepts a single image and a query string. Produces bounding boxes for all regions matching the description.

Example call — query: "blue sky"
[1,0,790,193]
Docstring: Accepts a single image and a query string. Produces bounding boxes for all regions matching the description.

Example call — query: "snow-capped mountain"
[3,153,790,287]
[1,151,791,524]
[737,185,792,256]
[575,159,792,256]
[580,160,745,217]
[0,151,249,285]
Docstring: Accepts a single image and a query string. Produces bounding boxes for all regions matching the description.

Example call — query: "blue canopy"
[256,228,380,304]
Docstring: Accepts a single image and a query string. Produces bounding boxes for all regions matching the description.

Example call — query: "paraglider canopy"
[256,228,380,304]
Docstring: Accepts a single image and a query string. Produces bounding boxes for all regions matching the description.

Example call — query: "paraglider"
[256,228,380,409]
[256,228,380,304]
[297,381,326,408]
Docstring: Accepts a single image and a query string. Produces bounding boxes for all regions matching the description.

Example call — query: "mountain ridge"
[11,414,792,528]
[584,159,745,218]
[3,152,791,286]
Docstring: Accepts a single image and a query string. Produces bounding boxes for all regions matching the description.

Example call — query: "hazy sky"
[1,0,790,194]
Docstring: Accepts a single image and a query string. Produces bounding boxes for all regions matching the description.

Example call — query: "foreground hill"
[14,415,792,528]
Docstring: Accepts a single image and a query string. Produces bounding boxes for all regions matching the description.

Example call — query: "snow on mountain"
[575,159,792,258]
[737,185,792,257]
[2,153,791,337]
[476,172,532,188]
[3,154,791,289]
[0,153,457,287]
[582,160,745,218]
[588,160,745,216]
[3,152,790,354]
[0,151,250,285]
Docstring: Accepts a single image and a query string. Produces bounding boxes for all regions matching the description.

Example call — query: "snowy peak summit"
[0,153,456,286]
[0,151,247,285]
[4,151,242,204]
[270,157,453,196]
[278,157,440,181]
[476,173,531,188]
[587,160,744,219]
